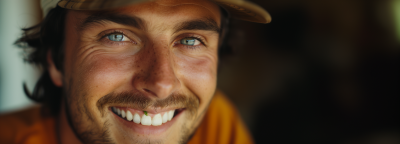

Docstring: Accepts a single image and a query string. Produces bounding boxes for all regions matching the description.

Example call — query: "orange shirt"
[0,91,254,144]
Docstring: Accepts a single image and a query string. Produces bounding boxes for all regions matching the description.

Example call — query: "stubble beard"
[63,86,200,144]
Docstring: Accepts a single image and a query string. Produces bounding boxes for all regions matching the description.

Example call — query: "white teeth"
[152,114,162,126]
[141,115,152,125]
[133,113,141,124]
[162,113,168,123]
[121,110,126,118]
[168,110,174,121]
[112,107,176,126]
[126,111,133,121]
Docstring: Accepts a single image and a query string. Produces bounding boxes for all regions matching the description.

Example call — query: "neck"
[57,100,83,144]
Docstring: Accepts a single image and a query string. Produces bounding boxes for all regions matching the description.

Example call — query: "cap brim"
[57,0,271,23]
[214,0,271,23]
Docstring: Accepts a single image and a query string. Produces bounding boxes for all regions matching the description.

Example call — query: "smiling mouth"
[111,107,182,126]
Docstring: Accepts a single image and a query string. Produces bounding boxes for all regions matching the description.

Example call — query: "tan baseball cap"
[41,0,271,23]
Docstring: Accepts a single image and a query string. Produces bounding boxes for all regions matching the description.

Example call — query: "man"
[0,0,270,143]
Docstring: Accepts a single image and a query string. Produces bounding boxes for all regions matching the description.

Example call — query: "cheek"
[177,55,217,100]
[71,54,137,100]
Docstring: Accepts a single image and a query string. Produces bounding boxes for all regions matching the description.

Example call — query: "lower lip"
[111,108,183,135]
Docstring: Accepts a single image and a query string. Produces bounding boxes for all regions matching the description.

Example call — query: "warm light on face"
[59,0,221,143]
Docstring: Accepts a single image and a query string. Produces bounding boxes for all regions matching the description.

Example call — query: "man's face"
[58,0,221,143]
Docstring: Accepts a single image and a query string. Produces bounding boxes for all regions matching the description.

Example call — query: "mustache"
[96,91,200,117]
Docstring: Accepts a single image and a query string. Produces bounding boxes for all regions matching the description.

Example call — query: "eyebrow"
[80,13,220,34]
[174,19,220,34]
[80,13,145,30]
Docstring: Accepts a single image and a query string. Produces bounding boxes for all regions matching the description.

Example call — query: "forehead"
[123,0,221,18]
[68,0,221,29]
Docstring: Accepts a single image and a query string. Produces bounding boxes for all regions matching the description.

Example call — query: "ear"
[47,50,63,87]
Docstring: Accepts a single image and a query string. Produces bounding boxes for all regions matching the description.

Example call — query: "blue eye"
[180,38,200,46]
[107,34,125,41]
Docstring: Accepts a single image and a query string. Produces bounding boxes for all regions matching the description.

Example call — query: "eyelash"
[99,30,136,46]
[176,35,206,49]
[189,36,205,45]
[100,30,119,39]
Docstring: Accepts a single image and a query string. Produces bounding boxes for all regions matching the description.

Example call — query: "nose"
[132,44,181,99]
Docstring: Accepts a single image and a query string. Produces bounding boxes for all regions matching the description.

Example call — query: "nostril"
[143,88,157,96]
[143,89,150,93]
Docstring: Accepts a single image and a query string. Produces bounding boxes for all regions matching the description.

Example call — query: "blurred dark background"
[217,0,400,143]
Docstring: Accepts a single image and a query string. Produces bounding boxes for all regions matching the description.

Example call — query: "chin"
[71,106,196,144]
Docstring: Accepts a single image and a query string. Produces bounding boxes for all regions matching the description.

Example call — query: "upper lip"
[111,106,182,114]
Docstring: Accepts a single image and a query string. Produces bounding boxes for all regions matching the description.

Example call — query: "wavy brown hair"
[16,6,66,115]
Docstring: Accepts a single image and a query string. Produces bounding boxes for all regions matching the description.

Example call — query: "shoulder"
[0,106,43,125]
[0,106,56,144]
[188,90,255,144]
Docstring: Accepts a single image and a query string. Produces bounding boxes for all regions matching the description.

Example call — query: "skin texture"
[48,0,221,144]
